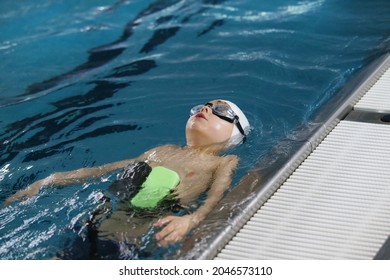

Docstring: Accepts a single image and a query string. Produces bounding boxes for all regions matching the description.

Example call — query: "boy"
[5,100,250,250]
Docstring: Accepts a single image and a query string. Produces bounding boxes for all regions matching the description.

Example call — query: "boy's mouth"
[195,113,207,120]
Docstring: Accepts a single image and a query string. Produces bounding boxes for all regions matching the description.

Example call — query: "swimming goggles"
[190,103,246,136]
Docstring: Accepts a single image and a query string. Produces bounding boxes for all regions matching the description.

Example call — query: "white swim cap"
[222,100,250,148]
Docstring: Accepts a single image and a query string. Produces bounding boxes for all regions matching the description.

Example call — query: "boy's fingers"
[155,223,175,241]
[153,215,174,227]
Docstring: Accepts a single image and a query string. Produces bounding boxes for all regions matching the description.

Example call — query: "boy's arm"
[4,158,140,207]
[154,155,239,246]
[190,155,239,225]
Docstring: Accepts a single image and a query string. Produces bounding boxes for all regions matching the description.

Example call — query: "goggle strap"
[234,116,246,136]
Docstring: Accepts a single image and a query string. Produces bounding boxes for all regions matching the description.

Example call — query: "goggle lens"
[189,103,247,137]
[190,103,235,121]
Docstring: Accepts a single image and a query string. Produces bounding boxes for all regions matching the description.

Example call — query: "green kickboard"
[130,166,180,209]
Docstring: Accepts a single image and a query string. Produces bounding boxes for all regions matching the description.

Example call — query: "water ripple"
[205,0,325,22]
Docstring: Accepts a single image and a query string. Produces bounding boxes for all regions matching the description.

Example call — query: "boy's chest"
[148,150,217,183]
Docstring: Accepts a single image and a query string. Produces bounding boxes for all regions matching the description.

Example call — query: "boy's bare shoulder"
[153,144,181,153]
[223,154,238,159]
[160,144,181,149]
[141,144,181,156]
[221,154,239,165]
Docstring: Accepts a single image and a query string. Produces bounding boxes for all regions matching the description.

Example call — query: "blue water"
[0,0,389,259]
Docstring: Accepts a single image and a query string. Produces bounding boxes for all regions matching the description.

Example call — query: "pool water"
[0,0,389,259]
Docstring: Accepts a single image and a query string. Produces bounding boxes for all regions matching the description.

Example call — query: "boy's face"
[185,100,234,147]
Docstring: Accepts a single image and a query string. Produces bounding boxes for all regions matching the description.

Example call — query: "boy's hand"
[153,215,195,247]
[3,179,45,207]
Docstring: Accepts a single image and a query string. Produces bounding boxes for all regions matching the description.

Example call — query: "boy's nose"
[200,105,211,114]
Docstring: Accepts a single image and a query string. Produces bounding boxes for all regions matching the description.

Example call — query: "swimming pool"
[1,0,389,259]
